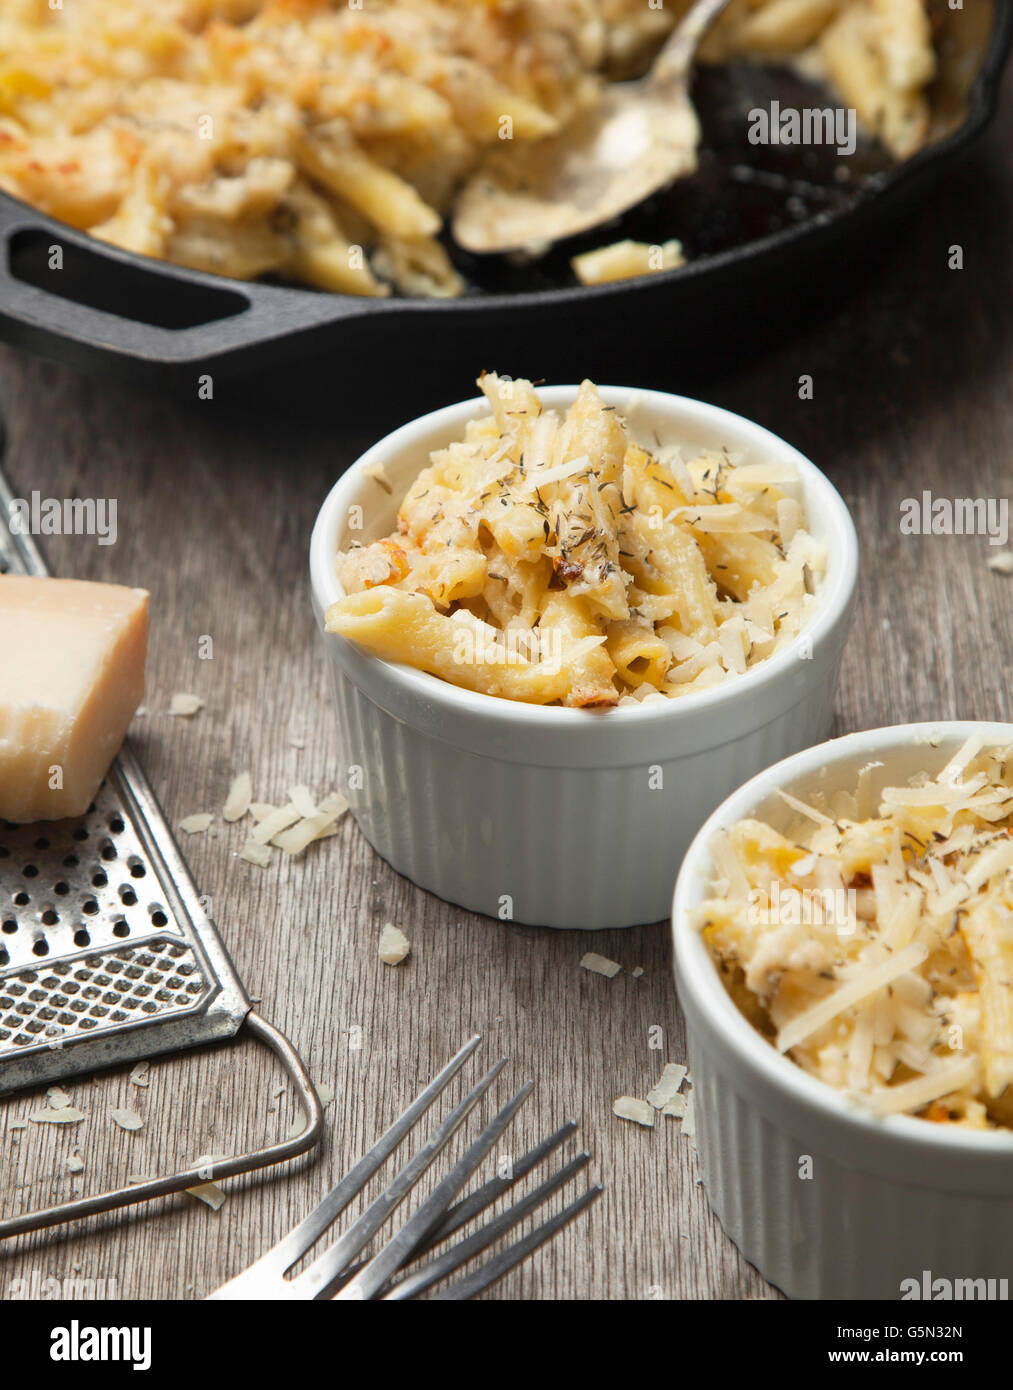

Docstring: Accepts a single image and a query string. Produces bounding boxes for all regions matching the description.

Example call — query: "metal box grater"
[0,462,322,1239]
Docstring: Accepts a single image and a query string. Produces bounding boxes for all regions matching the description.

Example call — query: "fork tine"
[335,1119,579,1287]
[417,1120,577,1253]
[334,1080,534,1301]
[208,1035,481,1298]
[292,1056,509,1299]
[431,1185,603,1301]
[382,1151,591,1300]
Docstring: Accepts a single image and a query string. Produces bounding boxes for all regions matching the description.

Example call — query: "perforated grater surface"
[0,460,322,1239]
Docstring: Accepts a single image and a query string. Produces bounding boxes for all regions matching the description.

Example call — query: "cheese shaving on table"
[379,923,411,965]
[272,812,339,855]
[612,1097,654,1128]
[187,1182,227,1211]
[223,771,253,822]
[693,738,1013,1129]
[29,1106,86,1125]
[288,784,319,818]
[239,840,272,868]
[580,952,622,979]
[110,1108,144,1133]
[179,813,214,835]
[169,693,204,717]
[251,803,302,845]
[187,1153,229,1210]
[239,787,348,857]
[646,1063,688,1109]
[987,551,1013,575]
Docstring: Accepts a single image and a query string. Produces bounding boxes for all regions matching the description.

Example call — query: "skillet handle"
[0,195,374,381]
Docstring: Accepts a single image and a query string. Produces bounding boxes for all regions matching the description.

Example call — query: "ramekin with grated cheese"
[672,722,1013,1300]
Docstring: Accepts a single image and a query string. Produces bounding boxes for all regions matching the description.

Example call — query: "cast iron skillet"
[0,1,1008,391]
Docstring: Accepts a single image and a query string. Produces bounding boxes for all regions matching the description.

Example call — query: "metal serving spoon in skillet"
[452,0,732,256]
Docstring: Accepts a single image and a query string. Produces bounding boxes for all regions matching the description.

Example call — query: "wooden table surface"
[0,77,1010,1302]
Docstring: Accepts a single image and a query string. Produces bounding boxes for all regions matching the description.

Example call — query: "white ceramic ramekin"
[310,386,858,929]
[673,720,1013,1300]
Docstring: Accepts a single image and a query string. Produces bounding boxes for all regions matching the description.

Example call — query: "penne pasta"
[0,1,941,298]
[326,374,826,707]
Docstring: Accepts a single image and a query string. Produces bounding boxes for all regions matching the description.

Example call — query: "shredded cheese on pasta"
[325,373,826,707]
[693,739,1013,1129]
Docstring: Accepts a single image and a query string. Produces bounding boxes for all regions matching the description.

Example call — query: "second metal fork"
[209,1036,601,1300]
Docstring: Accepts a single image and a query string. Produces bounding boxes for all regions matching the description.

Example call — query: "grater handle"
[0,1011,324,1240]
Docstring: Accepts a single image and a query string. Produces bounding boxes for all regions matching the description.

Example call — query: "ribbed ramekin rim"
[671,719,1013,1156]
[308,385,859,732]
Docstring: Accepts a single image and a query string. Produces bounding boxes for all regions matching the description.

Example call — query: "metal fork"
[209,1036,601,1300]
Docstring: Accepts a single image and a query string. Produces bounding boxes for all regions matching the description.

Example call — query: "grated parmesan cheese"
[580,952,622,979]
[239,840,272,868]
[179,813,213,835]
[110,1108,144,1132]
[251,802,301,845]
[363,460,393,493]
[379,922,411,965]
[29,1106,86,1125]
[223,771,253,822]
[288,784,319,818]
[646,1063,688,1110]
[272,811,339,855]
[613,1097,654,1128]
[695,739,1013,1129]
[187,1182,227,1211]
[169,693,204,717]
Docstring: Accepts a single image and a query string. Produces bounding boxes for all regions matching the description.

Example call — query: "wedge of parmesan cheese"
[0,577,148,821]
